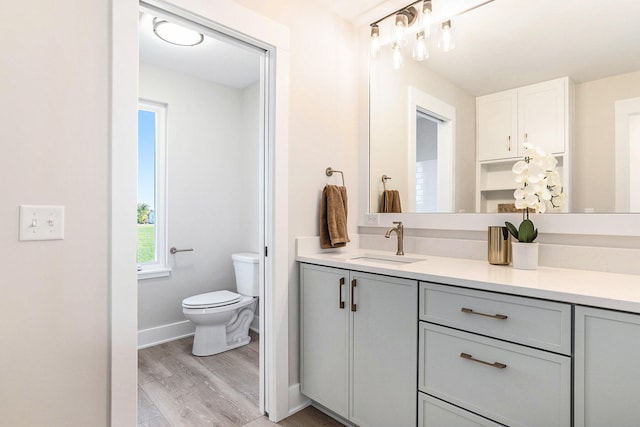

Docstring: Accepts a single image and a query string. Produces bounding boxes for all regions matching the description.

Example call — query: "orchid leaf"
[504,221,519,240]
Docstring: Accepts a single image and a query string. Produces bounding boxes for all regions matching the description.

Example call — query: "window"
[137,99,169,278]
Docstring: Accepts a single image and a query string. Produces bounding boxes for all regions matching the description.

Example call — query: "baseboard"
[288,383,311,417]
[137,320,195,349]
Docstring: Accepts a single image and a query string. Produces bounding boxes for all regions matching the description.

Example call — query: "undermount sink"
[339,253,425,265]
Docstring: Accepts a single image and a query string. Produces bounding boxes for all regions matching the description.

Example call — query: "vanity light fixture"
[370,0,494,68]
[153,17,204,47]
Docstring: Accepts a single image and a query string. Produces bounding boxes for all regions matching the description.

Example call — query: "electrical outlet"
[364,214,380,225]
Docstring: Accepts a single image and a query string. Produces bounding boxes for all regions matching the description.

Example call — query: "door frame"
[615,96,640,212]
[110,0,291,424]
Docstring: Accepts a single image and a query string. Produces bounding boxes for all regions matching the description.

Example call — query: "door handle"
[339,277,345,309]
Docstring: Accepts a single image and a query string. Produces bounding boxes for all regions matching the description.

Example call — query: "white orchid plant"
[505,143,564,243]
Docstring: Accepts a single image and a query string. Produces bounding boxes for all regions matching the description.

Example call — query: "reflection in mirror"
[369,0,640,213]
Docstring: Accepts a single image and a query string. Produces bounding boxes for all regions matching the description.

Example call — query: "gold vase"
[488,226,511,265]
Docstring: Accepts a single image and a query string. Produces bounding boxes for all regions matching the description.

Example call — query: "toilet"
[182,252,259,356]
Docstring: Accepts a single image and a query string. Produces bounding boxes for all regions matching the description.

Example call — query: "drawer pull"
[460,352,507,369]
[461,307,508,320]
[339,277,345,309]
[351,279,357,312]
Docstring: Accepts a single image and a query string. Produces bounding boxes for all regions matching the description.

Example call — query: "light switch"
[19,205,65,241]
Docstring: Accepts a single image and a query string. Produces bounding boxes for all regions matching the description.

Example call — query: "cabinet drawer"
[419,282,571,354]
[419,323,571,427]
[419,393,503,427]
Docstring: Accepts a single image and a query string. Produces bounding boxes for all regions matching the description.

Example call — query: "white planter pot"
[511,242,539,270]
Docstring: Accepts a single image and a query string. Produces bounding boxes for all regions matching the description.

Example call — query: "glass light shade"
[370,24,381,58]
[153,19,204,47]
[422,1,432,38]
[395,14,409,45]
[392,43,403,69]
[439,20,455,52]
[413,32,429,61]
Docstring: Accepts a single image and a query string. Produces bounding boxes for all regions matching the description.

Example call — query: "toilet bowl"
[182,252,259,356]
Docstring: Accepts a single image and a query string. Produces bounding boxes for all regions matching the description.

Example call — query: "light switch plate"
[19,205,65,241]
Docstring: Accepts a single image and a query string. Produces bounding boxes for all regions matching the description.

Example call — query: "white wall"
[232,0,360,385]
[137,63,260,336]
[573,70,640,212]
[0,1,110,425]
[369,46,476,213]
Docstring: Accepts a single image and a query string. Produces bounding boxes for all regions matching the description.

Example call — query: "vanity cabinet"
[476,77,571,212]
[574,306,640,427]
[418,282,571,427]
[300,263,417,427]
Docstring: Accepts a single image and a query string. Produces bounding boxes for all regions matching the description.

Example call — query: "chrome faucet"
[385,221,404,256]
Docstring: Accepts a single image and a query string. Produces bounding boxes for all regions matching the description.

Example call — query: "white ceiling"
[139,1,640,95]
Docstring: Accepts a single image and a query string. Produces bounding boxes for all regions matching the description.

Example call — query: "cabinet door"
[518,78,566,154]
[300,264,349,418]
[350,272,417,427]
[477,89,518,161]
[575,306,640,427]
[419,393,503,427]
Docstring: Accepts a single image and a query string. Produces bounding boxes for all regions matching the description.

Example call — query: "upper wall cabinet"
[477,77,570,161]
[476,77,572,212]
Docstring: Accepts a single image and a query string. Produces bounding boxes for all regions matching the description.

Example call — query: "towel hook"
[382,174,392,191]
[326,167,345,186]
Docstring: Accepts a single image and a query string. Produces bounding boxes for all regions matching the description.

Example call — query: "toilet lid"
[182,290,241,308]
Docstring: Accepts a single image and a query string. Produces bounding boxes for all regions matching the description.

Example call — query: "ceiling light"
[153,18,204,47]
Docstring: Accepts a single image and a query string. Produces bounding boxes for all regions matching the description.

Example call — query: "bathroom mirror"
[369,0,640,213]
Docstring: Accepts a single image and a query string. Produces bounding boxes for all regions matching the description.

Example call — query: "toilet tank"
[232,252,260,296]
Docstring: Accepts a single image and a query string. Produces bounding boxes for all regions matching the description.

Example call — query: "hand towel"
[320,185,350,249]
[382,190,402,213]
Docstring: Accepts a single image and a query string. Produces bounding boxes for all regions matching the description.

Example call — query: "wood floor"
[138,331,344,427]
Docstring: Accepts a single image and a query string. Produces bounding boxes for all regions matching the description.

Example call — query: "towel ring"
[382,174,392,191]
[326,167,345,186]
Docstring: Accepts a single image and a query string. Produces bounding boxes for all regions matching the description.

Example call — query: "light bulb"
[422,1,432,38]
[392,43,403,69]
[413,31,428,61]
[395,13,408,45]
[370,24,381,58]
[439,20,455,52]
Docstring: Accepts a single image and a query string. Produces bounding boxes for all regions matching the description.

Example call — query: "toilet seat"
[182,290,241,309]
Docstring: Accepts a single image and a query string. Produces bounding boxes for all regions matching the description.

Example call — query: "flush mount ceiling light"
[153,18,204,47]
[370,0,494,68]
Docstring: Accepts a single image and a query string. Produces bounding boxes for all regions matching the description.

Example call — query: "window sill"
[138,268,172,280]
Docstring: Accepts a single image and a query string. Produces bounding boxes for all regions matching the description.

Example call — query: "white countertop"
[296,249,640,313]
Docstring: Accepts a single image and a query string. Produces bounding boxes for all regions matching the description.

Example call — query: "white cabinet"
[477,90,518,161]
[300,264,417,427]
[574,306,640,427]
[475,77,571,212]
[477,77,569,161]
[418,282,571,427]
